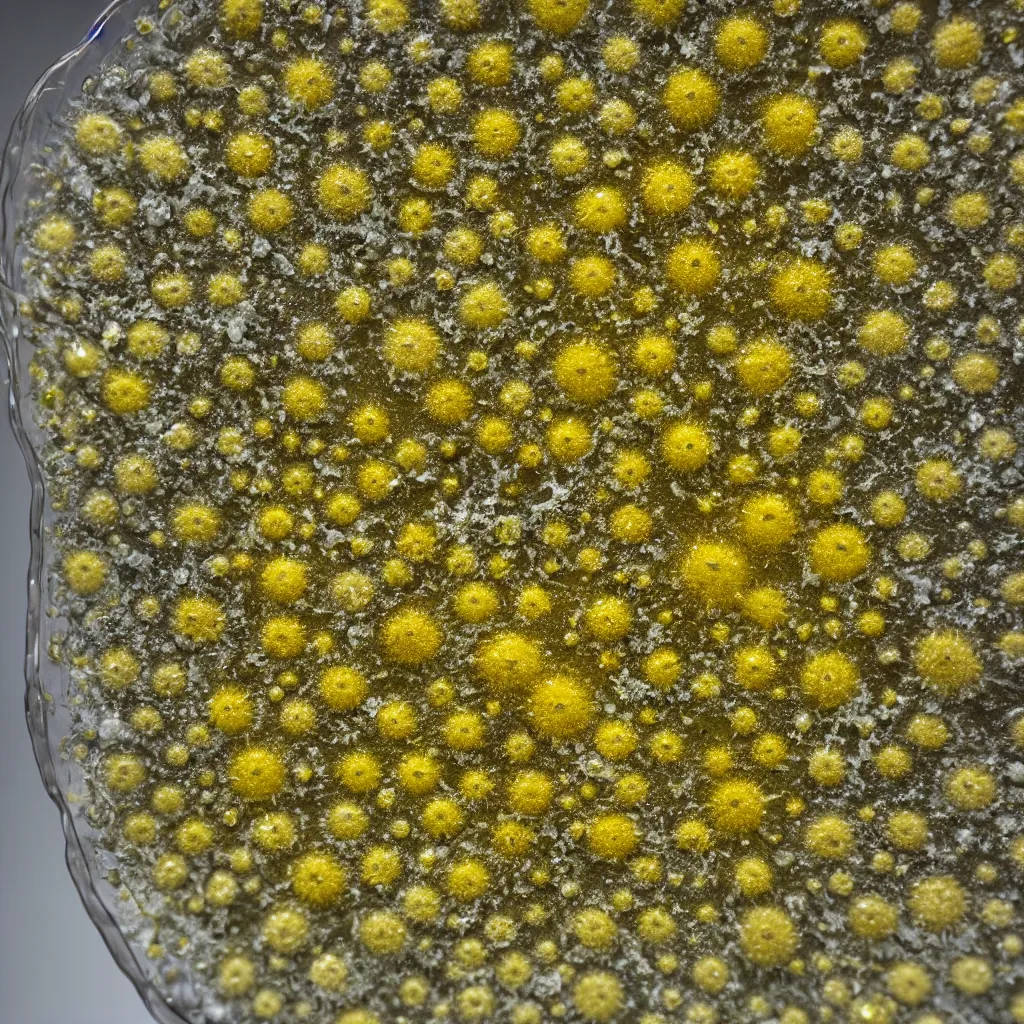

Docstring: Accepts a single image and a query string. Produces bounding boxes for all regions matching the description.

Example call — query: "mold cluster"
[16,0,1024,1021]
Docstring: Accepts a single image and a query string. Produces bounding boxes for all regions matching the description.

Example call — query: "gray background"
[0,1,148,1021]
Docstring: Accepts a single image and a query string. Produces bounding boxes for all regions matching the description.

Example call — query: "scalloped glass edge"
[0,4,192,1021]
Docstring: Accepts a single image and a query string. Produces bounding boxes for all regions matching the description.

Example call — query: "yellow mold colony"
[18,0,1024,1021]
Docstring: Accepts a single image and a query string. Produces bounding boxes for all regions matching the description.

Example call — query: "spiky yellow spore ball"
[800,650,860,709]
[715,16,770,72]
[568,254,616,297]
[914,630,982,696]
[63,550,109,596]
[818,19,867,68]
[209,686,254,734]
[283,56,335,109]
[663,68,720,130]
[583,594,632,641]
[410,142,457,190]
[459,281,509,329]
[708,149,761,199]
[220,0,262,36]
[101,370,151,415]
[665,238,720,295]
[858,309,910,357]
[75,113,122,156]
[633,0,684,27]
[527,0,589,35]
[732,645,776,693]
[804,813,855,858]
[291,853,347,906]
[640,159,694,215]
[88,245,127,283]
[631,331,675,376]
[848,894,898,940]
[281,376,327,421]
[248,188,294,233]
[603,94,637,130]
[229,746,286,801]
[174,595,227,643]
[739,907,799,966]
[138,135,190,181]
[807,523,871,582]
[549,134,589,176]
[260,557,308,603]
[528,675,594,739]
[382,318,441,373]
[945,765,996,810]
[251,811,296,853]
[557,75,597,112]
[682,541,749,606]
[762,94,818,157]
[542,415,590,462]
[951,351,1000,394]
[380,607,442,664]
[552,339,618,403]
[608,502,652,544]
[572,971,624,1023]
[770,257,832,320]
[317,163,372,219]
[932,17,983,70]
[876,243,917,284]
[474,631,544,688]
[185,47,231,89]
[33,216,76,253]
[574,186,628,234]
[587,813,639,858]
[890,132,931,171]
[573,907,617,949]
[472,107,522,158]
[735,336,792,395]
[908,875,967,932]
[708,777,765,832]
[916,458,963,502]
[260,615,306,658]
[91,187,137,232]
[739,493,798,548]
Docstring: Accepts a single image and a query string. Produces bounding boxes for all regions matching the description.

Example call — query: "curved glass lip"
[0,3,192,1021]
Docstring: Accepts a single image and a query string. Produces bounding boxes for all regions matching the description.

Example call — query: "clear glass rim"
[0,3,192,1021]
